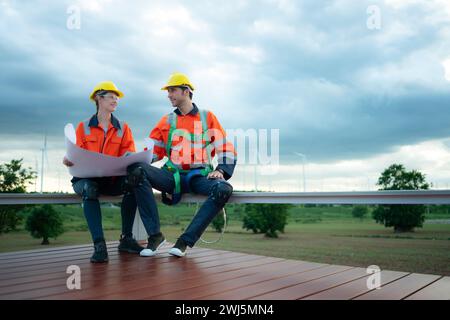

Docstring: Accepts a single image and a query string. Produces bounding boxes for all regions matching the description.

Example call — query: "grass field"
[1,203,449,276]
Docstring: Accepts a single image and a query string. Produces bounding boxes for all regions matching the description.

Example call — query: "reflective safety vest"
[163,109,213,204]
[149,106,237,205]
[76,114,136,157]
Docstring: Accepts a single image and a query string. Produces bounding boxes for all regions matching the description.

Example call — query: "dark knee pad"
[120,180,134,195]
[125,165,146,188]
[209,181,233,206]
[82,181,99,201]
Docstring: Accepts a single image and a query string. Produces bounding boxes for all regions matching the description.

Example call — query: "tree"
[25,204,64,244]
[242,204,291,238]
[0,159,36,234]
[372,164,429,233]
[352,205,368,220]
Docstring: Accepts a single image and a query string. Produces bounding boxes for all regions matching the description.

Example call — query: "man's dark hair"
[179,86,193,100]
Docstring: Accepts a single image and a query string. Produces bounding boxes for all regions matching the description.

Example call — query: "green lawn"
[1,204,449,276]
[203,221,450,276]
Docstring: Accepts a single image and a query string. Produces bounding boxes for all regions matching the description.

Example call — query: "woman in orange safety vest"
[63,81,162,262]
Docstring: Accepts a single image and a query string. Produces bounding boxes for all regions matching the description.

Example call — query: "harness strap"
[162,109,214,205]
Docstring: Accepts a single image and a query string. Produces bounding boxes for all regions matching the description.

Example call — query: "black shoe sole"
[118,247,143,254]
[90,258,109,263]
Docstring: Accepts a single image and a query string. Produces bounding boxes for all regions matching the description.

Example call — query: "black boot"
[91,239,109,263]
[118,234,145,254]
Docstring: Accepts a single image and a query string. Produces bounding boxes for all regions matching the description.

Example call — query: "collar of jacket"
[89,113,121,130]
[174,103,199,116]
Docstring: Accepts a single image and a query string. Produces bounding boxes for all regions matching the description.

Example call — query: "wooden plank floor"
[0,242,448,300]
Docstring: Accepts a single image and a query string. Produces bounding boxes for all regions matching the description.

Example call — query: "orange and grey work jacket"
[71,113,136,183]
[76,113,136,156]
[149,103,237,179]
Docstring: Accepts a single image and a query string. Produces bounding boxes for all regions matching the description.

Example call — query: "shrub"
[25,204,64,244]
[242,204,291,238]
[211,211,226,233]
[352,205,368,220]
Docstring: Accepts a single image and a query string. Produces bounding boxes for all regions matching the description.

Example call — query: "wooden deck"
[0,242,448,300]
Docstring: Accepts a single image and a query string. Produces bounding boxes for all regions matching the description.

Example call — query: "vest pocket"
[106,136,122,156]
[110,136,122,144]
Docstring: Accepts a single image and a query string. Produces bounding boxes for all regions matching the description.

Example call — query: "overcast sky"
[1,0,450,192]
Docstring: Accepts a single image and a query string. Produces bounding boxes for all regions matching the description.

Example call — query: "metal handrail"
[1,190,450,205]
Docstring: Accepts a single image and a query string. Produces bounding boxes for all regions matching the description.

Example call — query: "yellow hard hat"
[161,72,195,91]
[89,81,124,101]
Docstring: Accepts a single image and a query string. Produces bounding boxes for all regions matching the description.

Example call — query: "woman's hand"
[63,156,74,167]
[207,170,224,180]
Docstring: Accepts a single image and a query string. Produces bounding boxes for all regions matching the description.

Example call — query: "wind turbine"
[40,133,48,193]
[253,165,258,192]
[34,155,38,192]
[294,152,307,192]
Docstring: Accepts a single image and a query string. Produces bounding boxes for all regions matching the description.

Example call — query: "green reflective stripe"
[171,128,199,141]
[173,169,181,194]
[191,164,212,171]
[165,159,181,193]
[166,160,204,173]
[199,109,208,132]
[164,109,215,199]
[192,133,204,141]
[199,109,213,168]
[170,129,203,142]
[170,143,204,152]
[166,113,177,156]
[165,114,182,195]
[199,167,212,176]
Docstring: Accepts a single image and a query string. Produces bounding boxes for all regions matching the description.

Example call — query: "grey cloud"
[0,0,449,167]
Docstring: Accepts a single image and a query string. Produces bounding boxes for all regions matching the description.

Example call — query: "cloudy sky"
[1,0,450,192]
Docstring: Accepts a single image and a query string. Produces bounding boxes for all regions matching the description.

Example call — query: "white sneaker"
[140,238,166,257]
[168,247,186,257]
[168,238,187,257]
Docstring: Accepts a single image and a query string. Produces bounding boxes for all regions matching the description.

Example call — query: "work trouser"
[72,177,134,243]
[126,162,233,247]
[72,175,161,243]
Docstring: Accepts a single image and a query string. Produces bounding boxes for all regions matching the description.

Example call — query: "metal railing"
[2,190,449,240]
[1,190,450,205]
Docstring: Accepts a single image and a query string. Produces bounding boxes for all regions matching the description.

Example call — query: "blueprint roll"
[64,123,154,178]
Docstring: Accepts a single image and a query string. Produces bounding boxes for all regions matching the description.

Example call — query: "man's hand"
[207,170,224,180]
[63,156,74,167]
